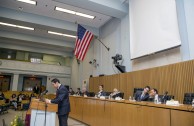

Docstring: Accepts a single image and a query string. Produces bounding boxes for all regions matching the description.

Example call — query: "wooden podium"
[29,99,58,126]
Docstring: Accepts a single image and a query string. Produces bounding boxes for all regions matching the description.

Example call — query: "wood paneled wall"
[89,60,194,102]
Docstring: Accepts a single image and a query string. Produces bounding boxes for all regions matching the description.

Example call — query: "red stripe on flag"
[74,24,94,61]
[77,31,92,60]
[76,31,89,58]
[80,34,93,60]
[74,38,81,56]
[77,31,90,59]
[78,32,93,60]
[76,32,88,57]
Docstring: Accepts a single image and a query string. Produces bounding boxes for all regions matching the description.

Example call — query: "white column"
[12,74,19,91]
[46,76,55,94]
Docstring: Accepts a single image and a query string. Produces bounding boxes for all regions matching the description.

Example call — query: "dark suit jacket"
[33,86,40,94]
[97,91,106,97]
[111,92,122,99]
[81,91,89,96]
[135,91,149,101]
[76,91,82,96]
[51,85,70,115]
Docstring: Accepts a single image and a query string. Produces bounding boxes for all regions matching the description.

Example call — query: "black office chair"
[158,95,174,103]
[167,95,174,100]
[120,92,124,99]
[183,93,194,105]
[133,88,143,97]
[105,92,112,96]
[88,92,95,97]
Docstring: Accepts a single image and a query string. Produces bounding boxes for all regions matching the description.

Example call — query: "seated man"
[96,85,106,98]
[109,88,122,99]
[10,94,18,110]
[69,88,75,95]
[148,88,159,102]
[0,92,5,100]
[75,88,82,96]
[81,87,89,97]
[135,86,150,101]
[30,93,36,101]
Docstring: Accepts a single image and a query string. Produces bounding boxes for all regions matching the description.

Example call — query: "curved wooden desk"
[69,96,194,126]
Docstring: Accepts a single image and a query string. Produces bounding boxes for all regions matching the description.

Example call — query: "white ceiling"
[0,0,128,57]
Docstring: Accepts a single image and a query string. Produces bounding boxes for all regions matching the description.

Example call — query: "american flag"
[74,24,94,61]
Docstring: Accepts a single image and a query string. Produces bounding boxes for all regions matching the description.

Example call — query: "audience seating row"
[0,100,9,114]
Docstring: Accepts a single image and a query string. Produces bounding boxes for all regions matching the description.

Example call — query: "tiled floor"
[0,109,87,126]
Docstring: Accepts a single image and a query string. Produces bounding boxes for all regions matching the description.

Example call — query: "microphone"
[39,90,48,102]
[162,91,168,103]
[40,90,48,96]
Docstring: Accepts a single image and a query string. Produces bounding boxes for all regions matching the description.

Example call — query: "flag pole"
[96,38,110,51]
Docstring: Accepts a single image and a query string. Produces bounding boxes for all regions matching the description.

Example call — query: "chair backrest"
[183,93,194,105]
[158,95,174,101]
[120,92,124,99]
[105,92,112,96]
[133,88,143,97]
[88,92,95,97]
[167,95,174,100]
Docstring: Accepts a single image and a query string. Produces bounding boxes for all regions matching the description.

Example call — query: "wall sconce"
[89,59,99,68]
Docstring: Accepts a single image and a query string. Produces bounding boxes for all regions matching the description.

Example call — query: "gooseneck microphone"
[162,91,168,103]
[39,90,48,102]
[41,90,48,96]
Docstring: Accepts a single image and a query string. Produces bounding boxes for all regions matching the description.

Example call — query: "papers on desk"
[166,100,180,106]
[100,96,106,99]
[115,97,122,100]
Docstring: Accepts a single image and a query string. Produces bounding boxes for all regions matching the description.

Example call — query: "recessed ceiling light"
[48,31,76,38]
[55,7,95,19]
[16,0,37,5]
[55,7,75,15]
[18,7,23,11]
[0,22,34,30]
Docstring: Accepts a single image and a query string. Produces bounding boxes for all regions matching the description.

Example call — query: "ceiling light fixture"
[16,0,37,5]
[0,22,34,30]
[55,7,95,19]
[48,31,76,38]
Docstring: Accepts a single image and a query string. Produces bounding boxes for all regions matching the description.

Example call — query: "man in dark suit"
[75,88,82,96]
[96,85,106,97]
[45,78,70,126]
[135,86,150,101]
[33,84,40,94]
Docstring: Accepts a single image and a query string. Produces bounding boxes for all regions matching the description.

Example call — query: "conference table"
[69,96,194,126]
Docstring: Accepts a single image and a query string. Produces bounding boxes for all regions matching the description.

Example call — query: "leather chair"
[158,95,174,103]
[133,88,143,97]
[88,92,95,97]
[183,93,194,105]
[120,92,124,99]
[105,92,112,96]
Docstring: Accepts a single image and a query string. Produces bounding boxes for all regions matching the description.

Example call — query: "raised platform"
[69,96,194,126]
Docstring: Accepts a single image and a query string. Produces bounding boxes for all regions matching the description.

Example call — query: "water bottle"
[192,99,194,107]
[129,96,132,101]
[154,99,157,104]
[154,96,158,104]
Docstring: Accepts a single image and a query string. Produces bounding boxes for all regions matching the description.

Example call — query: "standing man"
[33,84,40,94]
[45,78,70,126]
